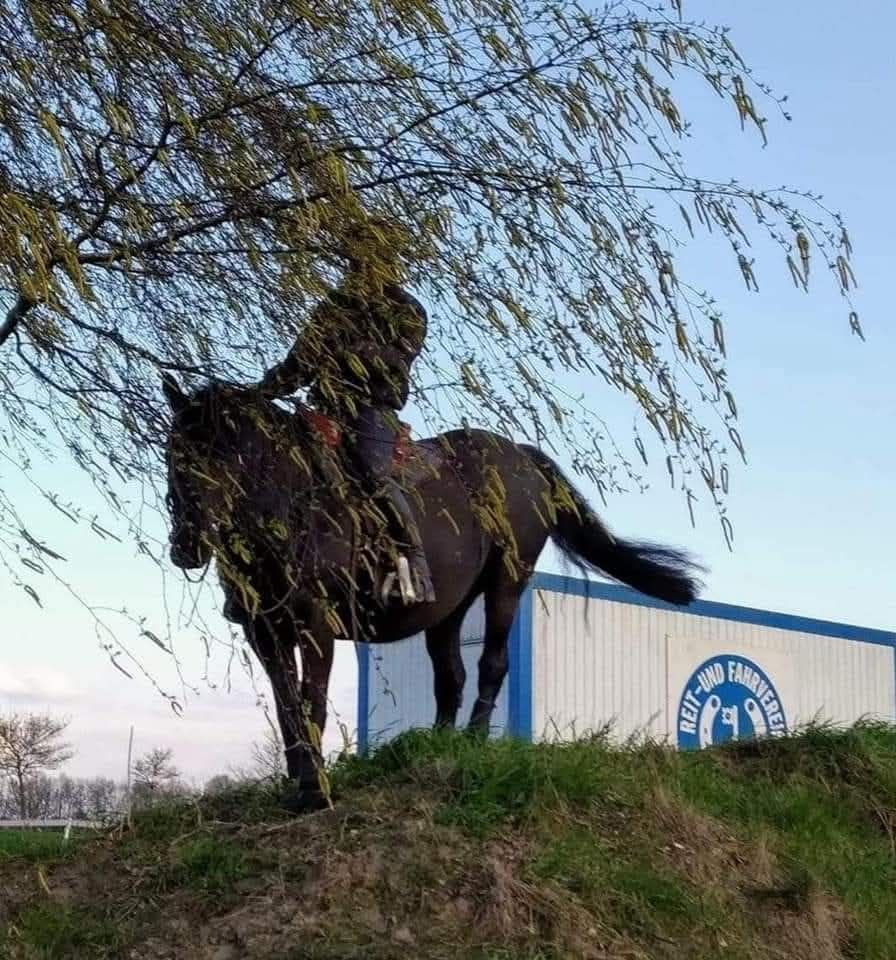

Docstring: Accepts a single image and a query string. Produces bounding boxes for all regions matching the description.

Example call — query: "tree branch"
[75,168,432,267]
[0,294,35,348]
[73,112,174,249]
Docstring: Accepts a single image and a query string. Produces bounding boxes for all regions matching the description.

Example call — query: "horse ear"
[162,374,188,413]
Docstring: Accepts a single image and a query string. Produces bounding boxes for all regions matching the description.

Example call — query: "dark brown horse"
[162,377,702,810]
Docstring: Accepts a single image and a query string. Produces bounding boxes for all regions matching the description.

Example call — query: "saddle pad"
[302,409,441,478]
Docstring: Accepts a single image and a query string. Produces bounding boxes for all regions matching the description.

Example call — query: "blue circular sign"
[677,654,787,750]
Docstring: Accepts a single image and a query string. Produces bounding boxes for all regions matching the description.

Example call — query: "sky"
[1,1,894,785]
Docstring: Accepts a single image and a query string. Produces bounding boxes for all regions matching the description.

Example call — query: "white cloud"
[0,664,87,706]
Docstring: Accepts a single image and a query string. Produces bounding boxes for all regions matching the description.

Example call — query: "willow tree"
[0,711,74,818]
[0,0,858,611]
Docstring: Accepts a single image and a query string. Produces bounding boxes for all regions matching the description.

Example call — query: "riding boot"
[381,477,436,603]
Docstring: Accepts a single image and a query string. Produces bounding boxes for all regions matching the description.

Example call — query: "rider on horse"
[258,225,436,605]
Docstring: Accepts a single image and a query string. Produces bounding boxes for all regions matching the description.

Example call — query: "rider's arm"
[258,299,333,395]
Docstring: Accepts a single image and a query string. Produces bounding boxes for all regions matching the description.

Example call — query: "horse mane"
[172,380,323,508]
[191,381,311,441]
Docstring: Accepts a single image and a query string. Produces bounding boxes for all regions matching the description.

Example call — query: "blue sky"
[583,0,896,631]
[1,1,893,781]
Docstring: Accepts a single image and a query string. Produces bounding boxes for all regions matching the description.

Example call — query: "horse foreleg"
[468,569,525,734]
[247,611,327,812]
[297,627,335,766]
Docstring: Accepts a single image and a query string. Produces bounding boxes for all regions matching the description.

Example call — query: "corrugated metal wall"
[532,587,896,744]
[360,599,510,746]
[532,589,668,741]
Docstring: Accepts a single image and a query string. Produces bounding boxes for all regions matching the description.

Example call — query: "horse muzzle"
[169,530,211,569]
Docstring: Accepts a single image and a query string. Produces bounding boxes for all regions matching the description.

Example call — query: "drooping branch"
[0,293,35,347]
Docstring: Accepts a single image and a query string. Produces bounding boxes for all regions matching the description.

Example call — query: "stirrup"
[380,556,418,606]
[397,555,418,604]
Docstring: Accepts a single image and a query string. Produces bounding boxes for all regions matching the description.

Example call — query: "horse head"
[162,374,250,570]
[163,374,319,576]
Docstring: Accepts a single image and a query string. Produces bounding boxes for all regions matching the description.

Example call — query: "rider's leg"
[352,406,436,603]
[382,476,436,603]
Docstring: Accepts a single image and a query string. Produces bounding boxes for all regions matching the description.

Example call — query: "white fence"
[0,819,106,830]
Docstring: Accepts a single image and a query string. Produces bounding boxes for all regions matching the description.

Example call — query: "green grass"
[0,829,254,957]
[666,723,896,958]
[0,829,83,863]
[332,727,649,833]
[532,826,720,936]
[10,904,125,959]
[333,722,896,957]
[167,834,250,893]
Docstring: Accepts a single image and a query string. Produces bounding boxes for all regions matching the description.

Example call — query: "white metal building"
[356,572,896,750]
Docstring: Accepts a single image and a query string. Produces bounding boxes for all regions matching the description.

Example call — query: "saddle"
[301,409,441,482]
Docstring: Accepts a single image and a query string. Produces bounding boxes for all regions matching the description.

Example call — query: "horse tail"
[520,445,703,606]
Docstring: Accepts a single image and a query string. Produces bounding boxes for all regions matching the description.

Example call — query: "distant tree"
[203,773,236,796]
[83,776,121,819]
[0,770,124,821]
[52,774,83,818]
[131,746,182,806]
[0,711,74,818]
[225,726,286,785]
[23,773,56,820]
[249,727,286,782]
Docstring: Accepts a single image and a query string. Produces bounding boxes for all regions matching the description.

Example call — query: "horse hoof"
[281,783,331,815]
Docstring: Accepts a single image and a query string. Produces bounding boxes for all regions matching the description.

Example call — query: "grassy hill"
[2,723,896,959]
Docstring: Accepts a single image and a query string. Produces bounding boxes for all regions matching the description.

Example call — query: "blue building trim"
[355,642,370,754]
[531,572,896,649]
[507,585,534,739]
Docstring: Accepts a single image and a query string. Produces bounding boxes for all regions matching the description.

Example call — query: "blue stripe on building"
[507,585,534,739]
[355,642,370,754]
[531,572,896,648]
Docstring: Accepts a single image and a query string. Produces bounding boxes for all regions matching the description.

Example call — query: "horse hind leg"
[424,590,480,729]
[468,562,528,734]
[425,623,465,729]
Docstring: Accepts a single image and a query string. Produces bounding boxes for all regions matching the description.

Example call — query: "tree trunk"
[16,766,26,819]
